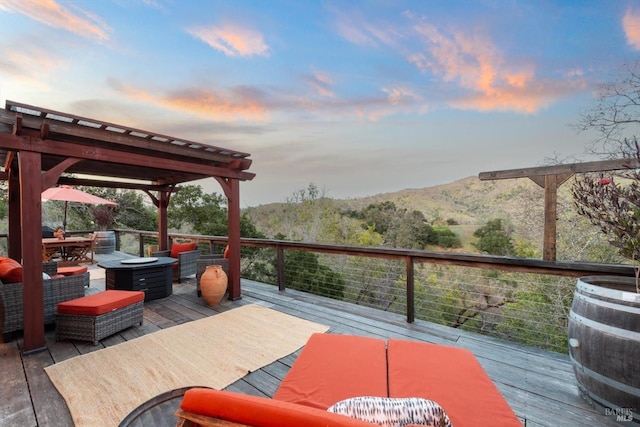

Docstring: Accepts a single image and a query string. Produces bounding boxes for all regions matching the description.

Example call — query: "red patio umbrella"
[41,185,118,230]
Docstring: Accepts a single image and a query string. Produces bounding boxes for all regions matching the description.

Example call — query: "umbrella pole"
[63,201,68,231]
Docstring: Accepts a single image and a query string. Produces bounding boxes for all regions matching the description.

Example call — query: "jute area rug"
[45,304,329,426]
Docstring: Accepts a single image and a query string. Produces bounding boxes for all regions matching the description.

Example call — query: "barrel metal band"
[569,354,640,397]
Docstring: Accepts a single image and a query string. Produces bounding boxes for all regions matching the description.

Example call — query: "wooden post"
[527,173,573,261]
[277,245,285,291]
[226,179,242,300]
[7,159,21,261]
[158,190,169,251]
[20,150,45,353]
[406,256,415,323]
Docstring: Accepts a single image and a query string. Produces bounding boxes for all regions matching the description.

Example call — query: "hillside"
[246,175,548,229]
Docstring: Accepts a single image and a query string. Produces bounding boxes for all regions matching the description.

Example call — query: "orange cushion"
[170,242,197,258]
[387,339,521,427]
[57,266,88,276]
[57,290,144,316]
[180,388,375,427]
[0,257,23,283]
[273,333,388,409]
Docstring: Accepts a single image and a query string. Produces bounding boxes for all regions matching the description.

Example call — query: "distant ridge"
[247,176,547,226]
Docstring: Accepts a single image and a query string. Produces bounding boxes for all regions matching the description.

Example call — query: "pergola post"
[7,159,21,261]
[19,151,45,353]
[158,190,170,251]
[225,178,242,300]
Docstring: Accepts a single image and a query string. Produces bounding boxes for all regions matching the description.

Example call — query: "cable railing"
[115,230,640,352]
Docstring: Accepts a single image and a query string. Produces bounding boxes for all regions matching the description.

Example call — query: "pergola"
[0,100,255,353]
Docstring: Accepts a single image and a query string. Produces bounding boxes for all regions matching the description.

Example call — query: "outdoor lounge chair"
[175,333,522,426]
[152,242,200,283]
[0,261,89,341]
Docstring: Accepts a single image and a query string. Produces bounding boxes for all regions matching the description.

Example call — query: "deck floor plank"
[0,340,36,427]
[0,257,624,427]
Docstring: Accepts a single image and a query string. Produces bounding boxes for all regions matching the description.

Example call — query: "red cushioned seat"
[57,290,145,316]
[180,388,375,427]
[273,333,388,409]
[387,339,521,427]
[57,266,88,276]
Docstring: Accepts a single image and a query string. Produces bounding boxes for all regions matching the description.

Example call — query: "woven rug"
[45,304,329,426]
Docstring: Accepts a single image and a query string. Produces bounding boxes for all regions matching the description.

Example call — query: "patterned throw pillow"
[327,396,452,427]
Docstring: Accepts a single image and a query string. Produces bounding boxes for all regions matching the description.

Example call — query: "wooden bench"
[55,290,144,345]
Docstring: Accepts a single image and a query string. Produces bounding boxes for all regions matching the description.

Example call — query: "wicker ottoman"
[55,290,145,345]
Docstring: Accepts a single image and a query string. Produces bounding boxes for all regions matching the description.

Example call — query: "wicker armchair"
[152,244,200,283]
[0,261,89,341]
[196,256,229,297]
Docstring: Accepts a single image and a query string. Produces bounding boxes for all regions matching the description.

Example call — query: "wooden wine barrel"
[93,230,116,254]
[568,276,640,423]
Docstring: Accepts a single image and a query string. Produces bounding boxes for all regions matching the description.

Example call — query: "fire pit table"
[98,257,176,301]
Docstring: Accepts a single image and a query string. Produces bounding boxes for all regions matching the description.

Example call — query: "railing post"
[114,229,121,251]
[138,233,144,257]
[277,245,285,291]
[406,255,415,323]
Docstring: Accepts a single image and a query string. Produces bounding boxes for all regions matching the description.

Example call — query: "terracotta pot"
[200,265,228,306]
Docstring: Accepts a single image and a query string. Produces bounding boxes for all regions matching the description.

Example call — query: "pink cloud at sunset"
[408,23,578,113]
[623,7,640,50]
[1,43,64,85]
[108,79,268,122]
[0,0,110,41]
[187,23,269,57]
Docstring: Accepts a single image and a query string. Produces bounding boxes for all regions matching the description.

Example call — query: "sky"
[1,0,640,207]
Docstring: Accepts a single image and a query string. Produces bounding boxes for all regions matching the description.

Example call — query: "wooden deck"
[0,254,621,427]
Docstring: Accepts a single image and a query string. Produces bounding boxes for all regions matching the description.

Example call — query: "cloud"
[332,7,402,47]
[406,19,587,113]
[187,23,269,57]
[333,9,586,114]
[0,0,110,41]
[303,70,336,98]
[0,38,66,89]
[108,78,269,121]
[623,7,640,50]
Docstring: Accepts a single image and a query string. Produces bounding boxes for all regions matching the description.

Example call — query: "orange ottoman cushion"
[387,339,521,427]
[57,266,88,276]
[57,290,144,316]
[273,333,388,409]
[180,388,375,427]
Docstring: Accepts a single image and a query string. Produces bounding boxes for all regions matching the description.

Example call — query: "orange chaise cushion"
[57,290,145,316]
[273,333,388,409]
[180,388,376,427]
[170,242,197,258]
[387,339,522,427]
[0,257,23,283]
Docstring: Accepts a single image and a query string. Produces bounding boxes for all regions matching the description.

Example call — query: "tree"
[168,185,264,238]
[573,62,640,292]
[472,219,514,255]
[576,61,640,158]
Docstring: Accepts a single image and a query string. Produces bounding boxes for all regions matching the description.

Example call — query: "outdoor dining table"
[42,236,95,266]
